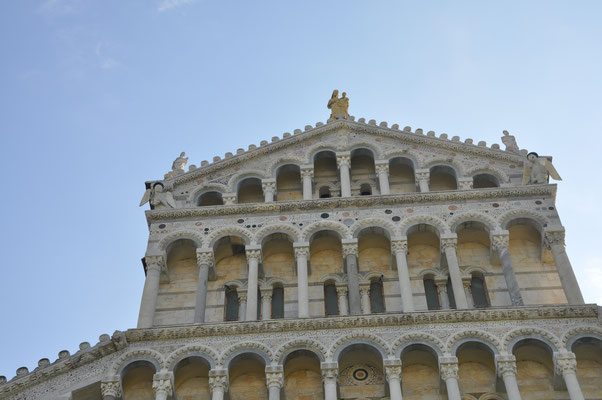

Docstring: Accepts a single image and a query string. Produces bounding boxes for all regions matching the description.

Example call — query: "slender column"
[261,288,272,320]
[441,235,468,309]
[194,249,213,323]
[415,169,430,192]
[321,362,338,400]
[301,165,314,200]
[555,352,585,400]
[152,371,173,400]
[100,377,121,400]
[496,355,522,400]
[238,290,247,321]
[491,231,524,306]
[360,285,371,314]
[458,177,473,190]
[545,230,585,305]
[336,152,352,197]
[293,242,310,317]
[435,279,450,309]
[336,285,349,316]
[392,238,414,312]
[223,193,236,205]
[439,357,461,400]
[137,255,165,328]
[266,366,283,400]
[384,359,403,400]
[342,239,361,315]
[209,369,228,400]
[262,179,276,203]
[375,161,391,195]
[463,279,473,309]
[245,246,261,321]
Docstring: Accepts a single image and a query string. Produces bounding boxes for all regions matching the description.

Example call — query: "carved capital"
[385,365,402,382]
[223,193,237,205]
[145,255,165,273]
[294,246,310,259]
[336,285,348,296]
[360,285,371,296]
[336,155,351,168]
[100,380,121,397]
[496,355,517,377]
[555,352,578,376]
[321,364,339,382]
[342,243,358,257]
[440,237,457,251]
[415,170,430,182]
[545,230,565,248]
[262,180,276,192]
[196,249,214,267]
[265,371,284,389]
[391,239,408,254]
[458,178,473,190]
[439,360,459,380]
[375,163,389,175]
[208,374,228,392]
[260,289,273,301]
[491,233,509,250]
[245,249,262,262]
[152,373,173,396]
[238,290,248,303]
[300,167,314,178]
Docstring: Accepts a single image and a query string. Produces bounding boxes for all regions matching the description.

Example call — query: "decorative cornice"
[146,185,556,223]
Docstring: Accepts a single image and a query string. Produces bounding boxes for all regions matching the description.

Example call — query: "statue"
[522,152,562,185]
[327,90,349,120]
[164,152,188,179]
[501,130,520,154]
[139,182,176,209]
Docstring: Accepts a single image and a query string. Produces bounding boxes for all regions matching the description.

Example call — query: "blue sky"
[1,0,601,379]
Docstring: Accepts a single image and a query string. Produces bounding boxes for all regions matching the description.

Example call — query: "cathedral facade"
[1,106,601,399]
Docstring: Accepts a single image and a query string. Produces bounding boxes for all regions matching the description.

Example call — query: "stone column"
[336,152,352,197]
[463,279,473,309]
[100,377,121,400]
[336,285,349,315]
[152,371,173,400]
[223,193,236,205]
[415,168,430,192]
[194,248,213,323]
[491,231,524,306]
[439,357,461,400]
[321,362,338,400]
[209,369,228,400]
[262,178,276,203]
[293,242,310,318]
[545,230,585,305]
[391,237,414,312]
[384,359,403,400]
[555,352,585,400]
[342,239,361,315]
[238,290,247,321]
[375,161,391,195]
[137,255,165,329]
[266,366,283,400]
[261,288,272,320]
[435,279,450,309]
[360,285,371,314]
[245,246,261,321]
[440,235,468,309]
[496,355,522,400]
[301,165,314,200]
[458,177,473,190]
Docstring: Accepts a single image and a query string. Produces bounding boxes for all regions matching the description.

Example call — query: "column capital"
[196,248,214,267]
[245,246,262,262]
[384,359,402,382]
[439,357,459,380]
[458,177,473,190]
[415,168,430,181]
[336,152,351,168]
[391,237,408,254]
[342,239,359,256]
[555,352,578,376]
[261,178,276,189]
[223,193,237,205]
[359,284,370,296]
[293,242,310,258]
[496,354,517,377]
[375,163,389,175]
[491,230,510,250]
[152,371,173,397]
[544,228,566,247]
[208,369,228,393]
[335,284,348,296]
[320,362,339,382]
[238,289,248,303]
[145,254,166,273]
[260,288,273,300]
[100,376,121,398]
[300,164,314,177]
[265,365,284,389]
[440,234,458,251]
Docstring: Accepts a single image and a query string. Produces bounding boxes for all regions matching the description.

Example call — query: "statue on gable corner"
[327,90,350,121]
[501,130,520,154]
[139,182,176,209]
[164,152,188,179]
[522,152,562,185]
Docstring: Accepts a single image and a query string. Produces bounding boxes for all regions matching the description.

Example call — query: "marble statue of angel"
[522,152,562,185]
[139,182,176,209]
[164,152,188,179]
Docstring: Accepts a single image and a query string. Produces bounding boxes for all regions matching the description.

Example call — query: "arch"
[302,220,351,242]
[392,333,445,358]
[315,181,340,198]
[465,165,510,184]
[478,394,505,400]
[269,157,305,178]
[351,218,397,240]
[384,149,423,169]
[423,158,465,176]
[462,265,489,276]
[417,267,447,280]
[503,328,561,354]
[448,213,500,233]
[227,169,269,192]
[221,342,273,368]
[223,279,246,289]
[562,326,602,351]
[165,345,219,371]
[261,277,289,289]
[159,230,203,252]
[349,143,380,159]
[111,349,165,376]
[360,271,386,284]
[207,227,252,248]
[275,339,328,364]
[254,224,300,244]
[498,210,549,230]
[307,145,340,163]
[191,183,229,203]
[447,330,501,356]
[329,333,391,361]
[399,215,449,236]
[318,273,346,284]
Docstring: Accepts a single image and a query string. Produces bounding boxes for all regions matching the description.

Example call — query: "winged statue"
[522,152,562,185]
[139,182,176,209]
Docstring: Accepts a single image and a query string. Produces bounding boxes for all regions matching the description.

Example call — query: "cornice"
[146,184,556,223]
[164,119,525,187]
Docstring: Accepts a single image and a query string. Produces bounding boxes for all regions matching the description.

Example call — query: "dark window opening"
[272,287,284,318]
[225,287,239,321]
[319,186,332,198]
[369,280,385,313]
[471,277,489,308]
[424,278,440,310]
[324,283,339,315]
[446,277,457,309]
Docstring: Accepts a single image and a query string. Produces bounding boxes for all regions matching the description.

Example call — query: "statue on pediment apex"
[328,90,349,121]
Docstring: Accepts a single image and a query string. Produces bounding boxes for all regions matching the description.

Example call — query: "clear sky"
[1,0,601,379]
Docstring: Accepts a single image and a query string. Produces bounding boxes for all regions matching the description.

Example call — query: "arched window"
[225,286,239,321]
[473,173,500,189]
[423,278,440,310]
[272,286,284,319]
[446,277,457,309]
[471,276,489,308]
[369,279,385,313]
[198,191,224,206]
[324,283,339,315]
[360,183,372,196]
[319,186,332,198]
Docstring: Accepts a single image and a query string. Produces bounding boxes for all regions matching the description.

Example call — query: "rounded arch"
[165,345,219,371]
[352,218,397,240]
[318,273,346,284]
[417,268,447,280]
[275,339,328,364]
[360,271,385,284]
[261,277,289,289]
[384,149,422,169]
[254,224,300,244]
[223,279,246,289]
[465,165,510,184]
[424,158,465,176]
[221,342,273,368]
[462,265,489,277]
[191,183,229,203]
[269,158,305,178]
[307,145,340,164]
[207,227,252,248]
[329,333,391,361]
[111,349,165,376]
[302,221,351,242]
[348,143,380,159]
[562,326,602,351]
[314,181,340,198]
[448,212,500,233]
[227,169,268,192]
[159,231,204,252]
[504,328,561,354]
[392,333,445,359]
[479,394,505,400]
[399,215,449,236]
[447,330,501,356]
[498,210,549,230]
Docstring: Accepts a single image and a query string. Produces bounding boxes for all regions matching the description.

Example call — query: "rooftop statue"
[327,89,349,121]
[139,182,176,209]
[164,152,188,179]
[502,130,520,154]
[522,152,562,185]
